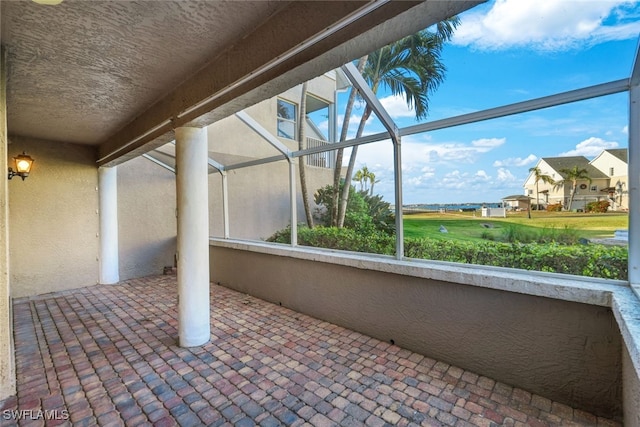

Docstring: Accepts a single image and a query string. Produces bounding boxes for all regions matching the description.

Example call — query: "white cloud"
[440,170,469,190]
[493,154,537,167]
[471,137,506,150]
[496,168,517,183]
[390,136,507,165]
[475,170,491,180]
[453,0,640,51]
[558,136,619,157]
[352,136,521,202]
[622,125,629,134]
[379,94,416,119]
[336,109,377,139]
[421,166,436,176]
[436,169,499,191]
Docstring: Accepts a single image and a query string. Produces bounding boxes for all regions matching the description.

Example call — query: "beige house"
[524,149,628,211]
[501,194,532,211]
[590,148,629,210]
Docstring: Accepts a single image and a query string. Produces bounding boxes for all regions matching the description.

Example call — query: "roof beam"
[142,153,175,174]
[631,38,640,87]
[235,111,292,159]
[144,143,226,174]
[341,61,399,140]
[400,78,629,137]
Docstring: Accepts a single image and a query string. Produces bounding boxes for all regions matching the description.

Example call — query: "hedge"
[267,226,628,280]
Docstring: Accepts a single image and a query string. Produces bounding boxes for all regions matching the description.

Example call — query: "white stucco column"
[176,126,210,347]
[0,45,16,401]
[98,166,119,284]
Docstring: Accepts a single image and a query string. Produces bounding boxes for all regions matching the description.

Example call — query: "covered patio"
[0,275,620,426]
[2,0,640,425]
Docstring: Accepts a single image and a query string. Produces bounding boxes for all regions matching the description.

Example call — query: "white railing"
[305,137,334,168]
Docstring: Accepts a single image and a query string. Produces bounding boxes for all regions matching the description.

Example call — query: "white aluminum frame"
[143,41,640,284]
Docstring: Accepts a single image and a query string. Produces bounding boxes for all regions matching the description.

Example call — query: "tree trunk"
[298,82,314,228]
[529,181,538,219]
[567,184,576,211]
[331,56,367,226]
[338,106,370,227]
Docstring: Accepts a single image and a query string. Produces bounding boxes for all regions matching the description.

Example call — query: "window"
[591,185,598,192]
[528,189,533,195]
[610,167,614,176]
[277,99,297,139]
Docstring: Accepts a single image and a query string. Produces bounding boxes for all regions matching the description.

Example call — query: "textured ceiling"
[2,0,484,165]
[2,0,286,145]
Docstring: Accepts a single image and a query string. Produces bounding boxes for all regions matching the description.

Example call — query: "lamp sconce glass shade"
[8,152,34,181]
[32,0,64,5]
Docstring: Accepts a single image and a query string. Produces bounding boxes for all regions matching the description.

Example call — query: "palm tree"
[331,57,366,226]
[353,165,379,195]
[556,166,591,211]
[334,17,459,227]
[353,167,365,192]
[366,170,379,196]
[528,166,555,217]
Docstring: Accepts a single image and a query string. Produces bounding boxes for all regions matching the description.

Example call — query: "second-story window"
[610,167,615,176]
[277,99,297,140]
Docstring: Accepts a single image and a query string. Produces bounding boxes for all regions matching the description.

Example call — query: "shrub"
[314,184,394,235]
[546,203,562,212]
[537,225,580,245]
[498,224,580,245]
[502,225,537,243]
[404,238,627,280]
[586,200,610,213]
[480,231,494,241]
[269,228,628,279]
[361,193,395,235]
[266,225,395,255]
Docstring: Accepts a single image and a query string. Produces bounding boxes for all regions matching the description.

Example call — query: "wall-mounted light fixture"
[8,152,34,181]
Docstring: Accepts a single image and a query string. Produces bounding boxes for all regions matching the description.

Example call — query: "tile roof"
[603,148,628,163]
[541,156,608,179]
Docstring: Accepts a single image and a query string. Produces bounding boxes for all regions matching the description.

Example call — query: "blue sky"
[335,0,640,205]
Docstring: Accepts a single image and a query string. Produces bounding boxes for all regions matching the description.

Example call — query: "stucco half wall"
[209,239,637,421]
[624,345,640,426]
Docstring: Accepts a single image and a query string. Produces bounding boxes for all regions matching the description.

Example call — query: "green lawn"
[403,211,628,243]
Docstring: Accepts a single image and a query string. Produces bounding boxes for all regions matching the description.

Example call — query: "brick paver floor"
[0,275,622,426]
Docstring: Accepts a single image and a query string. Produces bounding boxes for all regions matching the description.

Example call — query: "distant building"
[589,148,628,211]
[502,194,532,211]
[523,149,628,211]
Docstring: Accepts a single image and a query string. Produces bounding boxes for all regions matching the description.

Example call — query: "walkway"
[1,275,621,426]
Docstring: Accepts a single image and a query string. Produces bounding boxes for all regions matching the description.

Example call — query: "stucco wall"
[117,156,177,280]
[205,74,336,240]
[9,138,99,298]
[624,345,640,426]
[210,244,623,419]
[210,161,333,240]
